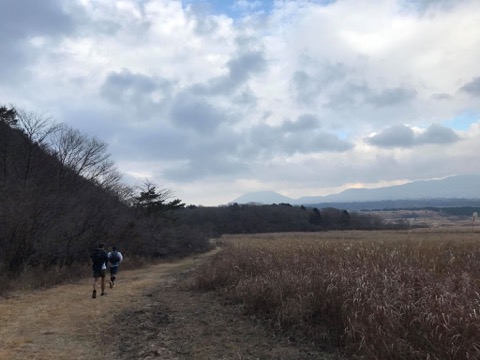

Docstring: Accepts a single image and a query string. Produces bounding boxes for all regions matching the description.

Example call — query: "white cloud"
[1,0,480,205]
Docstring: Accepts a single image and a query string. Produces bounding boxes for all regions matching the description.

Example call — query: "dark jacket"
[91,248,109,271]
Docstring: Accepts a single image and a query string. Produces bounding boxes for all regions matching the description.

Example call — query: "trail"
[0,251,335,360]
[0,254,208,360]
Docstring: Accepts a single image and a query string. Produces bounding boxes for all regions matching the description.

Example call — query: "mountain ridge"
[232,174,480,206]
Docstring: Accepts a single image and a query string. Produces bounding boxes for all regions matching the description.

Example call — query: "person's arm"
[119,252,123,262]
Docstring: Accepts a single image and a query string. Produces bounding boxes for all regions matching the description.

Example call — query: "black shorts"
[93,269,106,278]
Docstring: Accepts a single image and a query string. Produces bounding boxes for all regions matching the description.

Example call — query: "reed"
[195,231,480,359]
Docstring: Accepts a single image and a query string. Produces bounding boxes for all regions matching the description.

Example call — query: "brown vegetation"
[195,229,480,359]
[0,105,210,294]
[0,250,335,360]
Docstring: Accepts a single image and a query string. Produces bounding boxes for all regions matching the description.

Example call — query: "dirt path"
[0,251,337,360]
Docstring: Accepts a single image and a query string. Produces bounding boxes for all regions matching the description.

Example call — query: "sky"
[1,0,480,206]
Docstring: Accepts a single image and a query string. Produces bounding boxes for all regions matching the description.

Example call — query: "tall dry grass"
[195,230,480,359]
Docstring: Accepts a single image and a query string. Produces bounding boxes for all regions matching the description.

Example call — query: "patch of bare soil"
[109,269,337,360]
[0,250,339,360]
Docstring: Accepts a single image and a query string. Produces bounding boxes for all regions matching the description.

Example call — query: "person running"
[91,243,109,298]
[108,245,123,289]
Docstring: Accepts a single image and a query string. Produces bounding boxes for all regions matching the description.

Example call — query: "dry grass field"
[368,209,475,228]
[195,227,480,360]
[3,221,480,359]
[0,248,334,360]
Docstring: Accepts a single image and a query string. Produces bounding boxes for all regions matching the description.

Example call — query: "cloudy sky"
[1,0,480,205]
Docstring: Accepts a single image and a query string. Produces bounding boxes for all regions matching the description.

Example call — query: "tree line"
[176,202,393,237]
[0,105,209,281]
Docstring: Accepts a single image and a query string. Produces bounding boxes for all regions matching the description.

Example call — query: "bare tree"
[48,125,122,190]
[50,125,106,176]
[16,109,60,146]
[15,109,60,180]
[99,167,133,202]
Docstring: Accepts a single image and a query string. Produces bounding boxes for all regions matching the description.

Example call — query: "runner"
[91,243,109,298]
[108,245,123,289]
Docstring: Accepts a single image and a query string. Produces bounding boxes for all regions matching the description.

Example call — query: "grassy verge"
[194,231,480,359]
[0,253,194,296]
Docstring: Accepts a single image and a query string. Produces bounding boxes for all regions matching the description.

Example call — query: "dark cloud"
[100,70,173,116]
[327,82,370,108]
[291,61,348,104]
[293,132,353,153]
[432,93,452,100]
[0,0,75,38]
[58,106,120,142]
[170,93,230,133]
[165,156,248,182]
[155,128,248,182]
[292,71,323,104]
[235,34,264,49]
[460,77,480,95]
[248,117,352,156]
[142,111,351,182]
[281,114,319,132]
[233,89,258,106]
[191,51,266,95]
[0,0,79,80]
[327,81,416,109]
[366,87,417,107]
[367,124,459,148]
[417,124,459,144]
[229,51,266,82]
[366,124,415,148]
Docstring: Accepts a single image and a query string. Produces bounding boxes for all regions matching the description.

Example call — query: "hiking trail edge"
[0,250,338,360]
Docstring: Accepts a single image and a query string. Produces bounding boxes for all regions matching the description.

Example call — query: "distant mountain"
[232,191,293,204]
[232,174,480,206]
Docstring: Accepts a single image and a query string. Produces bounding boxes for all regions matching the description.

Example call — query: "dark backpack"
[110,251,120,264]
[92,249,107,267]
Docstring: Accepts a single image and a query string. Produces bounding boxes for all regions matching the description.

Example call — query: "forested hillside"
[0,106,209,291]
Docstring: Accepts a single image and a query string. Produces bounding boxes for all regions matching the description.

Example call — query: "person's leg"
[110,266,118,287]
[92,275,98,298]
[100,270,106,295]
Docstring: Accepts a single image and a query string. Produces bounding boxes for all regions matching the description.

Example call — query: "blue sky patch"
[445,112,479,131]
[182,0,273,18]
[181,0,337,19]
